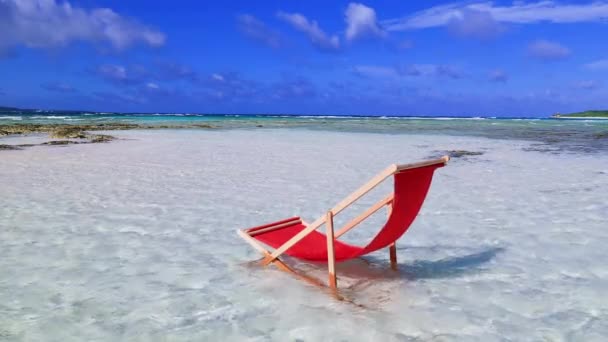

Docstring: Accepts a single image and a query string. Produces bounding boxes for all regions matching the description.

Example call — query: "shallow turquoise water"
[1,130,607,340]
[1,112,607,153]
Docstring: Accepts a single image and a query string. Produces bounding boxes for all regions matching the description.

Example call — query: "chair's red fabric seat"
[252,163,443,262]
[254,222,364,261]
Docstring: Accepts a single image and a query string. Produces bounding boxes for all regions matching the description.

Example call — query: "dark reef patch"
[0,122,213,151]
[0,144,22,150]
[89,134,115,143]
[50,127,88,139]
[431,150,485,159]
[42,140,81,146]
[594,132,608,139]
[447,150,484,158]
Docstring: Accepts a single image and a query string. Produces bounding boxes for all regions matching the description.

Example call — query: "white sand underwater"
[1,129,607,341]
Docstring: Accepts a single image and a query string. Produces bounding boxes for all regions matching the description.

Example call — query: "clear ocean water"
[2,103,608,342]
[1,111,607,154]
[2,129,607,340]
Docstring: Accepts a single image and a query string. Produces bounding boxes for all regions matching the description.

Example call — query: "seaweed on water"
[0,144,22,150]
[426,150,484,161]
[447,150,484,158]
[42,140,81,146]
[50,127,88,139]
[593,132,608,139]
[89,134,115,143]
[429,150,485,159]
[191,124,215,129]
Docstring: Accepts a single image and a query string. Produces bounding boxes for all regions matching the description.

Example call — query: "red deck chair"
[238,156,449,291]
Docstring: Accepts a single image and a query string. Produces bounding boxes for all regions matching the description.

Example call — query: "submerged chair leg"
[237,230,329,288]
[389,243,398,270]
[326,211,337,290]
[386,202,398,270]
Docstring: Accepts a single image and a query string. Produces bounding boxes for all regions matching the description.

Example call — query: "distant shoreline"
[4,104,608,120]
[552,110,608,119]
[553,116,608,120]
[0,104,579,120]
[4,105,608,122]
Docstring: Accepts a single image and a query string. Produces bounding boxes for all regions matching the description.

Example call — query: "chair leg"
[389,243,398,270]
[326,211,337,290]
[386,203,397,270]
[238,229,349,301]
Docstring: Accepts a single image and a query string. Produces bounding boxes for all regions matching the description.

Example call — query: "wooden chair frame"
[237,156,449,292]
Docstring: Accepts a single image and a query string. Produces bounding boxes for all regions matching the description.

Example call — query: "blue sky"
[1,0,608,116]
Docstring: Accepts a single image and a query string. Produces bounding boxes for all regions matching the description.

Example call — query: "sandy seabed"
[1,129,607,341]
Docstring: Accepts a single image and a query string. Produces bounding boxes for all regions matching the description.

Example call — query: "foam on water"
[2,113,607,154]
[1,130,607,341]
[29,116,70,119]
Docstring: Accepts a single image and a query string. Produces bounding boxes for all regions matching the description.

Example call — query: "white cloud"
[41,82,76,93]
[584,59,608,70]
[344,3,385,41]
[397,39,414,50]
[277,11,340,51]
[0,0,165,51]
[353,65,399,78]
[354,64,464,79]
[236,14,283,48]
[96,64,149,85]
[146,82,159,89]
[527,40,570,61]
[211,73,225,82]
[573,80,600,90]
[447,8,504,39]
[383,1,608,31]
[489,69,508,82]
[98,65,128,81]
[403,64,463,78]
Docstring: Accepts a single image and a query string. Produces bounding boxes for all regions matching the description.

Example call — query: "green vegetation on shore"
[0,106,25,111]
[1,105,97,113]
[553,110,608,118]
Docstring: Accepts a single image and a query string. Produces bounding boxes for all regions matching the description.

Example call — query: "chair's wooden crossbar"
[248,218,302,237]
[261,216,327,265]
[246,216,300,232]
[329,164,398,216]
[237,229,328,289]
[334,192,394,239]
[238,229,272,254]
